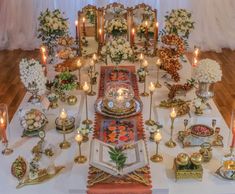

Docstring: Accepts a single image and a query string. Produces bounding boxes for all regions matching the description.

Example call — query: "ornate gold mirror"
[78,5,99,57]
[131,4,158,56]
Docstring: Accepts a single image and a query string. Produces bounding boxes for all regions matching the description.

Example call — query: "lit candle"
[194,47,199,58]
[77,59,82,68]
[154,130,162,142]
[83,82,90,92]
[139,53,144,61]
[43,55,47,65]
[149,82,155,92]
[193,58,198,67]
[60,108,68,120]
[90,59,95,67]
[82,17,86,35]
[155,22,159,42]
[156,58,161,66]
[145,21,148,38]
[131,28,135,46]
[170,108,177,118]
[92,54,97,61]
[99,28,103,44]
[75,132,83,143]
[142,59,148,68]
[75,20,78,42]
[0,117,7,143]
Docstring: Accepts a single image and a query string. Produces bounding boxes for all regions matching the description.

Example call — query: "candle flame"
[0,117,4,124]
[75,20,78,26]
[194,48,199,57]
[132,28,135,34]
[170,108,177,118]
[41,46,46,53]
[145,21,148,26]
[77,59,81,67]
[156,22,159,27]
[82,17,85,22]
[99,28,102,34]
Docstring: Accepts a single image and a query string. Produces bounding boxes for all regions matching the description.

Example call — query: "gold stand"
[87,66,96,96]
[82,93,92,125]
[145,91,155,126]
[59,123,71,149]
[74,142,87,164]
[151,142,163,162]
[165,117,176,148]
[155,65,162,88]
[2,141,13,155]
[140,77,149,97]
[77,68,82,90]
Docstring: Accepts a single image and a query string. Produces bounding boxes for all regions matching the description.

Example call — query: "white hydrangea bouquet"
[193,59,222,83]
[38,9,69,57]
[19,58,47,96]
[105,18,128,37]
[162,9,194,45]
[101,37,133,66]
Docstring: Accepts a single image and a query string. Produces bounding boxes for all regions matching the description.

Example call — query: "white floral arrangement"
[105,18,128,36]
[137,21,155,37]
[101,37,133,64]
[193,59,222,83]
[193,98,203,108]
[163,9,194,40]
[77,125,92,136]
[38,9,69,53]
[144,7,154,17]
[19,59,47,95]
[106,5,127,15]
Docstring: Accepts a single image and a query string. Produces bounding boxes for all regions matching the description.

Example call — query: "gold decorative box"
[173,159,203,181]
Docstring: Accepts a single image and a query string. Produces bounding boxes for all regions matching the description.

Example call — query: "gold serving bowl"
[67,95,77,105]
[176,153,189,166]
[191,153,203,166]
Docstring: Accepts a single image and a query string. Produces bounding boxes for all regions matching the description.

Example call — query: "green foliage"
[108,146,127,171]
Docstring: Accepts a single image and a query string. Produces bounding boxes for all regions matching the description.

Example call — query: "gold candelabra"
[74,133,87,164]
[165,108,177,148]
[151,130,163,162]
[82,82,93,125]
[145,82,156,126]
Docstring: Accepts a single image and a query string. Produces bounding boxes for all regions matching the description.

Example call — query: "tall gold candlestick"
[82,82,93,125]
[155,58,162,88]
[165,108,177,148]
[151,130,163,162]
[59,109,71,149]
[145,82,156,126]
[88,60,96,96]
[140,60,149,97]
[74,133,87,163]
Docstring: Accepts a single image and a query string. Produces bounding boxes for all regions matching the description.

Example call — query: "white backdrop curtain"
[0,0,235,52]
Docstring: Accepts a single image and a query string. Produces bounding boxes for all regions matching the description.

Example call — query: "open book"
[89,139,149,176]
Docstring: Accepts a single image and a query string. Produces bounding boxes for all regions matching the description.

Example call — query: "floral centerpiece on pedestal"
[19,59,47,103]
[101,37,133,68]
[162,9,194,46]
[193,59,222,101]
[38,9,69,62]
[105,18,128,37]
[137,67,149,83]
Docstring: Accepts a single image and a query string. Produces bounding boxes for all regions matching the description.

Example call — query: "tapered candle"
[0,117,7,143]
[170,108,177,118]
[60,108,67,120]
[155,22,159,42]
[75,20,78,42]
[131,28,135,46]
[82,17,86,35]
[99,29,103,44]
[145,21,148,39]
[193,58,198,67]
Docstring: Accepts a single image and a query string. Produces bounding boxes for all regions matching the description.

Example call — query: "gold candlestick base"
[2,147,13,155]
[151,154,163,162]
[165,139,176,148]
[82,119,93,125]
[140,92,149,97]
[82,135,89,143]
[59,140,71,149]
[145,119,156,126]
[87,90,96,96]
[74,155,87,163]
[77,83,83,90]
[155,82,162,88]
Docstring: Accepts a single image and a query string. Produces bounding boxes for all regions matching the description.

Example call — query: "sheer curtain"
[0,0,235,51]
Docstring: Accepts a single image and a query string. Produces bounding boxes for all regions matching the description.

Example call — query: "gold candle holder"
[165,108,177,148]
[74,133,87,163]
[145,82,156,126]
[140,60,149,97]
[82,82,93,125]
[151,130,163,162]
[155,59,162,88]
[76,59,82,90]
[59,109,71,149]
[87,60,96,96]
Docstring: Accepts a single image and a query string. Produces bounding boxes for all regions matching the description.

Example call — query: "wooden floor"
[0,49,234,126]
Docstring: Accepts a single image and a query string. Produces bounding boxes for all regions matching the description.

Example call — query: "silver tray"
[95,97,143,119]
[216,166,235,180]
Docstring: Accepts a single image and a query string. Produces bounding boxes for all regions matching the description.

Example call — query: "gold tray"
[16,166,65,189]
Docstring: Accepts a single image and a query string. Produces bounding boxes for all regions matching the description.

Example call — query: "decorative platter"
[216,166,235,180]
[95,97,143,119]
[55,116,75,134]
[20,109,48,137]
[190,124,214,137]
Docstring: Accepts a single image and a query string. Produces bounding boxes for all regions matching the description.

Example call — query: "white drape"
[0,0,235,52]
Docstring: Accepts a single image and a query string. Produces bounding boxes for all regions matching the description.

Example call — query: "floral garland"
[193,59,222,83]
[19,59,47,95]
[162,9,194,46]
[101,37,133,65]
[38,9,69,54]
[105,18,128,37]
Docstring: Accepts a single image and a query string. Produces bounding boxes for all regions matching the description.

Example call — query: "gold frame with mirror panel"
[78,5,100,57]
[130,3,158,56]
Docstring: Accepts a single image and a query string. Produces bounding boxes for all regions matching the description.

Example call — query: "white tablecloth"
[0,56,232,194]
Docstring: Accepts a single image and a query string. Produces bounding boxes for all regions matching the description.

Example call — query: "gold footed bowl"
[74,155,87,164]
